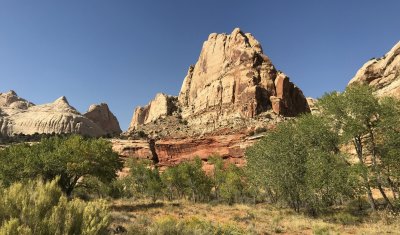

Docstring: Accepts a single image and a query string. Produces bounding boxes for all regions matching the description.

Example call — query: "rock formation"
[112,134,260,172]
[129,93,178,129]
[0,90,34,111]
[128,28,310,136]
[178,28,308,126]
[122,28,311,169]
[306,97,319,114]
[349,41,400,98]
[84,103,122,136]
[0,91,121,137]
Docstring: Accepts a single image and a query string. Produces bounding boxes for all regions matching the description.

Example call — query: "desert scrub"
[127,216,245,235]
[0,178,111,235]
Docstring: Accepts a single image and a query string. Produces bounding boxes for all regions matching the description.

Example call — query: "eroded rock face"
[84,103,122,136]
[111,134,260,172]
[127,28,309,136]
[349,41,400,98]
[0,91,120,137]
[178,28,309,127]
[129,93,178,130]
[154,134,254,168]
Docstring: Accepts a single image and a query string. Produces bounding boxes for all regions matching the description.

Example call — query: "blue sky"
[1,0,399,130]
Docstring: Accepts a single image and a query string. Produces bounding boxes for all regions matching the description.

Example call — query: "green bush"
[218,164,247,204]
[132,216,245,235]
[127,159,163,202]
[330,212,360,225]
[161,158,212,202]
[0,178,111,235]
[73,176,111,200]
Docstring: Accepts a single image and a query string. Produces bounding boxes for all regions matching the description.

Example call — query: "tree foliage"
[161,158,212,202]
[209,157,249,204]
[319,84,400,210]
[246,114,353,213]
[0,135,123,196]
[127,159,163,202]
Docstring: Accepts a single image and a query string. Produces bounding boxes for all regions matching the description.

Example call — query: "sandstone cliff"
[178,28,308,126]
[128,28,310,136]
[0,91,120,137]
[84,103,122,136]
[112,133,259,172]
[349,41,400,98]
[129,93,178,129]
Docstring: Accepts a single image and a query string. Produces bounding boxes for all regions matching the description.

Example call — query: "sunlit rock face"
[349,41,400,99]
[178,28,309,127]
[84,103,122,136]
[128,28,309,136]
[129,93,178,130]
[0,91,120,137]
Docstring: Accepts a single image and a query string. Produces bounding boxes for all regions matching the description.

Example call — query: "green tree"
[0,135,123,197]
[219,164,247,204]
[161,158,212,202]
[319,84,398,210]
[246,114,352,213]
[209,157,248,204]
[209,156,225,200]
[376,97,400,201]
[127,159,163,202]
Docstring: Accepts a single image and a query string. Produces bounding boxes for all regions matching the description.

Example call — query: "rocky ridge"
[0,91,121,137]
[349,41,400,98]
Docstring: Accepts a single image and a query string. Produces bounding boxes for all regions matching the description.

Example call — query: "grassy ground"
[110,199,400,234]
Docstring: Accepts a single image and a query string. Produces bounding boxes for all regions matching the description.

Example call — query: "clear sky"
[1,0,399,130]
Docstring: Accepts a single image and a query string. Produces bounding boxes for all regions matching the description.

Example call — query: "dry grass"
[110,199,400,234]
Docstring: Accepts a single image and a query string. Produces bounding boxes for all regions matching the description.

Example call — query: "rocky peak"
[0,90,34,110]
[54,96,69,104]
[34,96,80,114]
[7,90,17,96]
[128,28,310,137]
[84,103,122,136]
[178,28,309,126]
[129,93,178,130]
[349,41,400,98]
